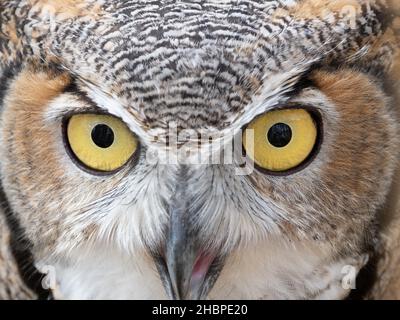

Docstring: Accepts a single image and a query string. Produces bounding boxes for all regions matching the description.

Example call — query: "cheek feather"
[2,68,71,188]
[0,68,71,246]
[313,69,399,209]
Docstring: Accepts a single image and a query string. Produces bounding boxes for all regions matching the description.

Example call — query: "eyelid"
[45,92,109,124]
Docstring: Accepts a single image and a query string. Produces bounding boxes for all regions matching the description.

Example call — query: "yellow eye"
[242,108,319,173]
[66,114,138,173]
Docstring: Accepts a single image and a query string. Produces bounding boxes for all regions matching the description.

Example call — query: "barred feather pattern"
[0,0,397,133]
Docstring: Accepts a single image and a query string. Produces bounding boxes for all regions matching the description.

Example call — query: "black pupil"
[267,123,292,148]
[91,124,115,148]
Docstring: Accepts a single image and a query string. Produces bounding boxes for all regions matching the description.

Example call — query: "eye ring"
[242,106,323,176]
[62,112,141,176]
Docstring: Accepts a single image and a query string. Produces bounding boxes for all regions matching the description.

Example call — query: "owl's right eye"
[64,113,139,173]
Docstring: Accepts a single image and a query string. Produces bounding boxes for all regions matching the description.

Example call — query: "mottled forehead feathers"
[0,0,399,132]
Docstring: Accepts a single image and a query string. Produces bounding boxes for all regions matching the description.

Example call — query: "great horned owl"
[0,0,399,300]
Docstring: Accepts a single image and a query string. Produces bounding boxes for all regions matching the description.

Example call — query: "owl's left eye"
[242,108,321,174]
[64,114,139,173]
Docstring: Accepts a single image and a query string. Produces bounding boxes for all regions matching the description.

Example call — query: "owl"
[0,0,400,300]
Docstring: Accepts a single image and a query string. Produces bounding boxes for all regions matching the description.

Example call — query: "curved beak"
[154,167,223,300]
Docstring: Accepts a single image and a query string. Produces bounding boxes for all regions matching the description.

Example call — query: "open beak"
[154,167,223,300]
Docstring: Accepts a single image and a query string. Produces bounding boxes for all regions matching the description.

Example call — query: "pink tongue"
[191,253,214,285]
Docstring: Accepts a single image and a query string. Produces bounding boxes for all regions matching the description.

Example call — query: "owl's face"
[0,0,399,299]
